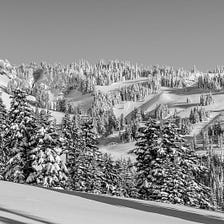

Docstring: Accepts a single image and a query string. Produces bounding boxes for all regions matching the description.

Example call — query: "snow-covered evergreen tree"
[70,119,103,193]
[0,94,7,124]
[115,157,138,198]
[0,94,8,178]
[3,89,38,183]
[61,111,73,143]
[62,114,82,189]
[26,110,68,188]
[100,153,122,196]
[37,109,52,126]
[133,119,213,209]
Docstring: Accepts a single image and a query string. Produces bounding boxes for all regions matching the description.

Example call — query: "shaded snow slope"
[0,181,224,224]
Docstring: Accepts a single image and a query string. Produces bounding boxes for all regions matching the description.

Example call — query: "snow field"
[1,181,224,224]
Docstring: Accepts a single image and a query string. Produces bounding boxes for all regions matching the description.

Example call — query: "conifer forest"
[1,59,224,212]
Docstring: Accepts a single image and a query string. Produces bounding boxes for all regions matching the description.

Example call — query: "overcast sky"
[0,0,224,71]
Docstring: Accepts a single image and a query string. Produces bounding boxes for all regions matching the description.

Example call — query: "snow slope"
[64,89,94,111]
[0,181,224,224]
[113,93,158,118]
[95,78,149,93]
[99,141,136,160]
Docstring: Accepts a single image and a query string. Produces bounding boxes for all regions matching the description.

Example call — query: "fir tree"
[120,113,125,130]
[3,89,38,183]
[26,110,68,188]
[97,118,106,136]
[61,111,72,141]
[0,94,7,123]
[0,95,7,178]
[133,119,213,209]
[115,157,138,198]
[70,120,103,193]
[63,114,82,189]
[100,153,122,196]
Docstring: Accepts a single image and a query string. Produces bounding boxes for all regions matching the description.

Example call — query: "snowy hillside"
[0,181,224,224]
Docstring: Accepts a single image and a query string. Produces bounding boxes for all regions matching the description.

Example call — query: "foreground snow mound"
[0,181,224,224]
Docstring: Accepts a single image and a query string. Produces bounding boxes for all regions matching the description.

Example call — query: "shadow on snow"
[42,187,224,224]
[0,206,58,224]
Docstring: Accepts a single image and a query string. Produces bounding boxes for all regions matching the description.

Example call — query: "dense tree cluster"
[154,104,169,120]
[119,81,159,102]
[0,90,68,187]
[89,96,119,137]
[174,117,193,135]
[0,90,137,196]
[117,108,145,143]
[159,66,191,88]
[6,60,160,95]
[208,122,223,138]
[200,135,224,210]
[1,59,222,209]
[32,84,50,108]
[0,95,7,178]
[119,125,134,143]
[0,90,220,210]
[133,119,213,209]
[198,73,224,91]
[200,118,224,147]
[189,107,210,124]
[208,154,224,210]
[131,108,144,123]
[199,93,214,106]
[88,79,158,138]
[5,59,197,114]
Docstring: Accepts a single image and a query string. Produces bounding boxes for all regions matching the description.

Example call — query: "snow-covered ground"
[1,181,224,224]
[64,89,93,111]
[113,93,158,118]
[99,141,136,160]
[95,78,149,93]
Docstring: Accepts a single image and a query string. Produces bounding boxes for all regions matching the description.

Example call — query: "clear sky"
[0,0,224,71]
